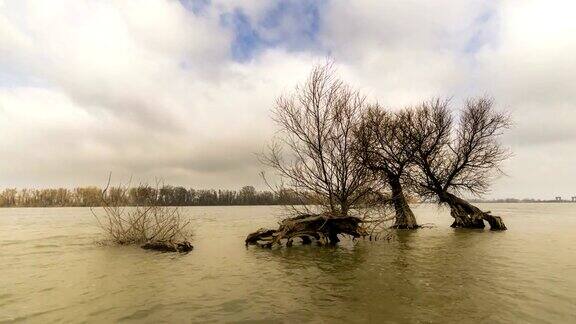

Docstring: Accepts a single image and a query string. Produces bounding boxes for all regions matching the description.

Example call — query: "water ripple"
[0,205,574,323]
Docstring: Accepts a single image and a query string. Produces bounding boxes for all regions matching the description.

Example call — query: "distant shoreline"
[469,199,576,203]
[0,204,300,209]
[1,201,575,209]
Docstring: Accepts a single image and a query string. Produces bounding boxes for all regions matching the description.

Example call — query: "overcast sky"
[0,0,575,199]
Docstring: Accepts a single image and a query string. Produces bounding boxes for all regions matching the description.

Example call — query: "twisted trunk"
[389,177,419,229]
[440,192,507,230]
[245,213,366,247]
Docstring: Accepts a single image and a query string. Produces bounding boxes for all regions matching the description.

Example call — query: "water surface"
[1,204,575,323]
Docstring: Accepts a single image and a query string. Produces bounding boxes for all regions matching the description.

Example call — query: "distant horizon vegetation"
[0,185,304,208]
[0,185,572,208]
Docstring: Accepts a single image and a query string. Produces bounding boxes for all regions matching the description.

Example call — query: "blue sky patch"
[219,1,325,61]
[179,0,210,15]
[464,9,496,54]
[220,8,263,61]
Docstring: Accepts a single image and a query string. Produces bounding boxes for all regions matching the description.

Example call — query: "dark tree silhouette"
[254,63,384,246]
[404,97,511,230]
[261,63,379,218]
[355,105,419,229]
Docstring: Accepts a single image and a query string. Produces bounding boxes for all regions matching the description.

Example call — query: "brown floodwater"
[0,204,575,323]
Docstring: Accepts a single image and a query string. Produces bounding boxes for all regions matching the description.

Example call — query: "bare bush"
[91,177,192,246]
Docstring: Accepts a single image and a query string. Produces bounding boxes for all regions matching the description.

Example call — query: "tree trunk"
[389,178,419,229]
[245,213,365,247]
[440,192,507,230]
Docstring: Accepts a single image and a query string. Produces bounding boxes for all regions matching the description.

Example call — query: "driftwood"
[141,241,193,253]
[246,213,367,248]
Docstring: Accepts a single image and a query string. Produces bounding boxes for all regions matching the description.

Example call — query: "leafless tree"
[91,176,192,246]
[257,63,388,245]
[355,105,419,229]
[261,63,381,217]
[404,97,511,230]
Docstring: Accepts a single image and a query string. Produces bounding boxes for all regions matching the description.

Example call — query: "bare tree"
[254,63,385,246]
[355,105,419,229]
[262,63,380,218]
[404,97,511,230]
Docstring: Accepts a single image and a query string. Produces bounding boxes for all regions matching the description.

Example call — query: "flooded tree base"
[141,241,193,253]
[245,214,367,248]
[443,193,507,231]
[389,180,420,230]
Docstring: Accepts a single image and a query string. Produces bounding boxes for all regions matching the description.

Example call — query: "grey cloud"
[1,0,576,199]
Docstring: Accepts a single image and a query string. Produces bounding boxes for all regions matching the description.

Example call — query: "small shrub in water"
[91,179,192,247]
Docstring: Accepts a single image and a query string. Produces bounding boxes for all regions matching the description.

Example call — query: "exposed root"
[245,213,367,248]
[141,240,193,253]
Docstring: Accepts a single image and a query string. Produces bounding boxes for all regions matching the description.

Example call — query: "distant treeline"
[469,198,575,203]
[0,186,304,208]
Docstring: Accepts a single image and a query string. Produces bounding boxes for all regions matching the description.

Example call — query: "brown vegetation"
[91,178,193,252]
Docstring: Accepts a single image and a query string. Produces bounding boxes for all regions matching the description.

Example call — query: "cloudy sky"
[0,0,575,199]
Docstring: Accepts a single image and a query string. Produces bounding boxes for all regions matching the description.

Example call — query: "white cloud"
[474,0,576,198]
[319,0,494,105]
[0,0,574,198]
[0,0,320,188]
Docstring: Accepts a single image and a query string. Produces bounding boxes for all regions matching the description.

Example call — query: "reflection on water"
[0,204,575,323]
